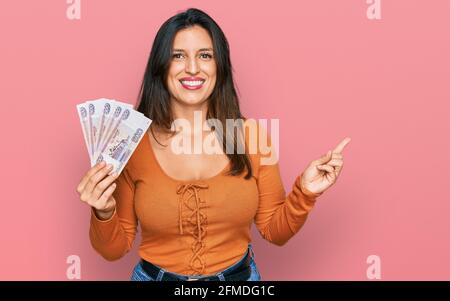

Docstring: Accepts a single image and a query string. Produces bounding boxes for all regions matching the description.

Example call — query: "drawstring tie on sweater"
[176,182,209,274]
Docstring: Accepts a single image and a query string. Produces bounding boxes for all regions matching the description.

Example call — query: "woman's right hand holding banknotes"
[77,161,119,221]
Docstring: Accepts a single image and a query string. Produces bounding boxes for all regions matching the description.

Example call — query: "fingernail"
[107,164,113,169]
[112,172,118,177]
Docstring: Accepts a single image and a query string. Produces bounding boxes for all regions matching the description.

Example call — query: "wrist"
[299,173,322,199]
[93,207,115,221]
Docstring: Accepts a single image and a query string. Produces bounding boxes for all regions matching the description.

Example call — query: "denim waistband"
[149,243,255,281]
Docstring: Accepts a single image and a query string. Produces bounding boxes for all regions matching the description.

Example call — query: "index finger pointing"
[332,137,351,154]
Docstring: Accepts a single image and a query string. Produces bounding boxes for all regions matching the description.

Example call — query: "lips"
[179,76,205,90]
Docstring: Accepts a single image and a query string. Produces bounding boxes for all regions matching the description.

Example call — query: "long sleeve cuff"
[90,207,119,243]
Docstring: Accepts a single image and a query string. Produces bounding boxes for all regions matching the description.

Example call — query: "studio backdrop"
[0,0,449,280]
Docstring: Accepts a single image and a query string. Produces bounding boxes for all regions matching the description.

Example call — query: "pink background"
[0,0,449,280]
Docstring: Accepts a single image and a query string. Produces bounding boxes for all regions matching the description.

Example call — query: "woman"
[77,8,350,281]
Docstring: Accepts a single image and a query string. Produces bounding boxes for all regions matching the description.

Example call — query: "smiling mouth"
[179,79,205,90]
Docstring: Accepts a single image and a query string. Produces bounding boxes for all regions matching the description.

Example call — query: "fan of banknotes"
[76,98,152,175]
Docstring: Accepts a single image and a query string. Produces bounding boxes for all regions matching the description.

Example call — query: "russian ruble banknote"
[76,98,152,175]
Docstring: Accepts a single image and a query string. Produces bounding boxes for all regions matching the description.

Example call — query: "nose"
[185,56,199,75]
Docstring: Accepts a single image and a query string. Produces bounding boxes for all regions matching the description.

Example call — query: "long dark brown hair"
[136,8,252,179]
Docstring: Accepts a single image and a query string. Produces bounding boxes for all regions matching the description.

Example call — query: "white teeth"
[180,80,204,87]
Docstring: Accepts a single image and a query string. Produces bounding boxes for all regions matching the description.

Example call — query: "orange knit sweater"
[89,123,320,276]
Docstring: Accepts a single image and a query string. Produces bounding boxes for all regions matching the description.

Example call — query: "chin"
[182,99,207,106]
[176,94,208,106]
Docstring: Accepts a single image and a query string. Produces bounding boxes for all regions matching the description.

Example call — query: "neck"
[171,99,210,136]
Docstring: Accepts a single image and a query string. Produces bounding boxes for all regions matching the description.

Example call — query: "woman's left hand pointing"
[299,137,351,197]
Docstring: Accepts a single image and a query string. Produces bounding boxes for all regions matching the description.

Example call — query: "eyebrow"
[173,48,214,52]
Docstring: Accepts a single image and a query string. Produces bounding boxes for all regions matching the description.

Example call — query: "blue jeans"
[131,243,262,281]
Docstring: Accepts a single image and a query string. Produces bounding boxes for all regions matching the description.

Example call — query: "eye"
[172,53,184,59]
[200,53,213,60]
